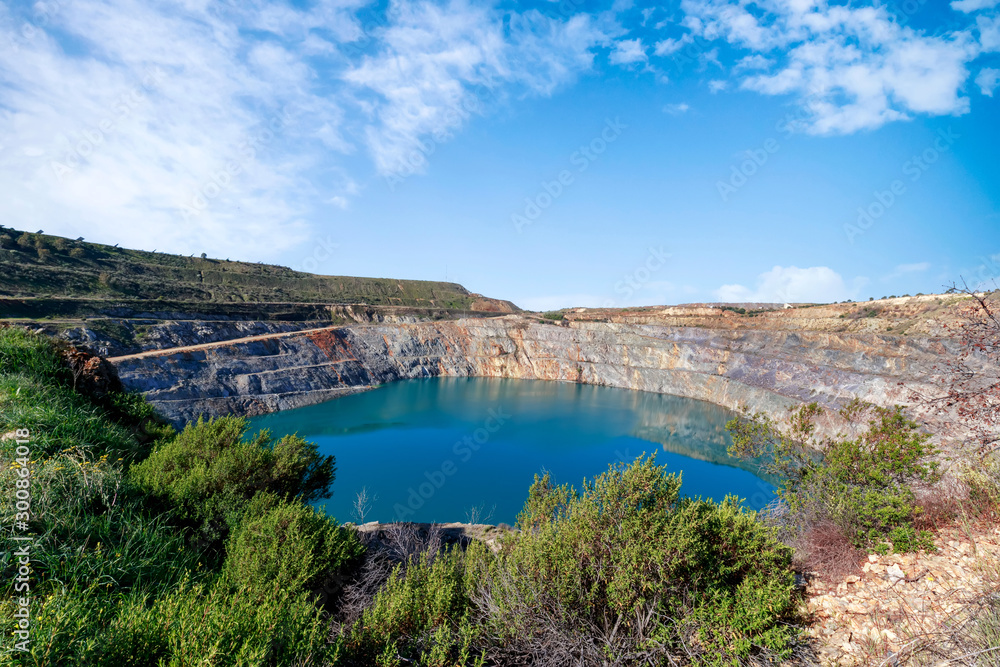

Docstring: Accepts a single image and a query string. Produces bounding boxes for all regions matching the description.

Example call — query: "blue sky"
[1,0,998,309]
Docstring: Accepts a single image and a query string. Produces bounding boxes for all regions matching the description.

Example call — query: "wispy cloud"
[714,265,865,303]
[952,0,1000,13]
[882,261,931,281]
[680,0,985,134]
[662,102,691,115]
[1,0,995,265]
[977,67,1000,94]
[0,0,619,259]
[609,38,647,65]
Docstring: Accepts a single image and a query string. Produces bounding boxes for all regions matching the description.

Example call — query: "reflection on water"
[249,377,777,525]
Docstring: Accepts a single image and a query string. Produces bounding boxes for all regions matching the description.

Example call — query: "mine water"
[248,377,777,525]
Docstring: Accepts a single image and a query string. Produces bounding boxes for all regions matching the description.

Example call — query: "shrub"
[130,416,337,537]
[337,547,482,667]
[479,457,800,664]
[541,311,564,320]
[0,451,198,600]
[728,400,940,554]
[68,246,86,259]
[963,453,1000,520]
[221,495,364,598]
[31,576,335,667]
[336,458,800,665]
[0,329,345,666]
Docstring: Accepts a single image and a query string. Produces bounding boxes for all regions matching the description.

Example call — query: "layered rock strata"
[109,316,962,449]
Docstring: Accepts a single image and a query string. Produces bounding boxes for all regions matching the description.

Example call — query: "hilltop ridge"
[0,227,518,318]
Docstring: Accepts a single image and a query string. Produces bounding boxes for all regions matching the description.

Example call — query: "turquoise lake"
[248,377,777,525]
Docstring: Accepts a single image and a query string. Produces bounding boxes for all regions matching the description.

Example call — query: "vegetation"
[0,326,355,665]
[933,285,1000,457]
[541,310,565,320]
[727,400,940,555]
[337,458,803,666]
[0,227,489,313]
[131,416,337,546]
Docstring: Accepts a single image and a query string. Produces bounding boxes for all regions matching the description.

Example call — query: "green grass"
[0,228,494,314]
[0,326,354,665]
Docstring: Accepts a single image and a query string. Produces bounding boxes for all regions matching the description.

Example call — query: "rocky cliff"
[108,311,974,452]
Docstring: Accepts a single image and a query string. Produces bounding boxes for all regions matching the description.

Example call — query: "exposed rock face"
[109,316,967,450]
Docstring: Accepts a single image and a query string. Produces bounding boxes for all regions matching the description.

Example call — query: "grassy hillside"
[0,227,492,311]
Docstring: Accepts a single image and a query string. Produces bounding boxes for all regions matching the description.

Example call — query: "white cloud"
[980,15,1000,51]
[734,54,773,71]
[883,261,931,281]
[952,0,1000,12]
[680,0,775,50]
[345,2,617,176]
[714,266,859,303]
[662,102,691,114]
[0,0,344,259]
[609,38,647,65]
[0,0,621,258]
[708,79,727,92]
[682,0,981,134]
[976,67,1000,95]
[654,35,691,56]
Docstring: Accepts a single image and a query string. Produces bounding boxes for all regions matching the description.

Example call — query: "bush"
[221,494,363,597]
[130,416,336,537]
[482,457,800,664]
[24,576,335,667]
[0,329,350,666]
[0,328,168,463]
[338,548,481,667]
[338,457,801,666]
[963,453,1000,520]
[728,399,940,554]
[541,311,564,320]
